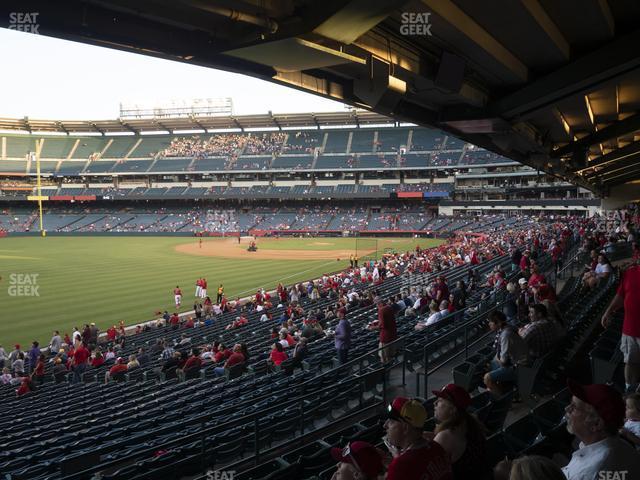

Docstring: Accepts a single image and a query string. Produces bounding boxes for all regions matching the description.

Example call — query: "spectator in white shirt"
[415,301,442,331]
[562,380,640,480]
[620,393,640,449]
[439,300,450,318]
[72,327,82,345]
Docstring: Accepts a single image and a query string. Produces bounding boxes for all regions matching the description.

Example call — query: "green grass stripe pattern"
[0,236,443,347]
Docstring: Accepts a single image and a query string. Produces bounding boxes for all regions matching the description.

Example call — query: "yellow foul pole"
[35,140,45,237]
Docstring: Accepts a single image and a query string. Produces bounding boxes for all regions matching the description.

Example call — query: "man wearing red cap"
[563,380,640,480]
[384,396,453,480]
[330,441,384,480]
[602,262,640,393]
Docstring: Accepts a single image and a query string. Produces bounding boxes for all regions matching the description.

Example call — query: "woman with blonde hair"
[510,455,566,480]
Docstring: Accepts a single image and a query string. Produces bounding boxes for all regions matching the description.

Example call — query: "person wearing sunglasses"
[330,441,385,480]
[383,396,453,480]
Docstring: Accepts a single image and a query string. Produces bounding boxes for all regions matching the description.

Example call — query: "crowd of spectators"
[281,131,320,154]
[2,206,640,480]
[159,134,245,158]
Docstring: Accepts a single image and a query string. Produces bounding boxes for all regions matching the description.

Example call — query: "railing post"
[464,325,468,360]
[382,365,387,406]
[401,343,406,387]
[254,416,260,465]
[422,334,429,398]
[299,397,305,435]
[200,421,206,473]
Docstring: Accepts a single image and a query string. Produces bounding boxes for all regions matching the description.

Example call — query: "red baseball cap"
[567,380,625,429]
[330,441,384,479]
[432,384,471,411]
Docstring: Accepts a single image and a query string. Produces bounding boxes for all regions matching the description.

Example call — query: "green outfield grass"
[0,236,443,347]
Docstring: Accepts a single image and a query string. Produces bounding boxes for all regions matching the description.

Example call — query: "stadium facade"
[0,111,600,236]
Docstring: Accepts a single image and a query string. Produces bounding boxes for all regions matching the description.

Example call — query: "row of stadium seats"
[0,208,527,234]
[0,247,519,479]
[0,150,513,174]
[31,183,455,199]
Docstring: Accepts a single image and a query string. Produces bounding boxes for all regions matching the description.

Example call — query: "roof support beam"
[231,118,244,131]
[580,140,640,172]
[118,120,137,134]
[91,123,105,135]
[55,122,69,135]
[421,0,528,82]
[188,116,207,132]
[552,112,640,158]
[587,149,640,178]
[600,161,640,186]
[493,28,640,119]
[521,0,570,60]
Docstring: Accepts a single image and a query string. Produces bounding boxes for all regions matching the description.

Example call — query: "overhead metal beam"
[492,29,640,119]
[91,123,105,135]
[602,162,640,186]
[552,112,640,158]
[313,0,407,44]
[422,0,528,82]
[521,0,570,60]
[589,150,640,178]
[119,120,137,134]
[55,122,69,135]
[579,140,640,172]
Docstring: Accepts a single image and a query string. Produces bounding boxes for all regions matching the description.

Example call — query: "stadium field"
[0,236,444,347]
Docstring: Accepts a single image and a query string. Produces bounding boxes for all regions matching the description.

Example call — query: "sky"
[0,28,347,120]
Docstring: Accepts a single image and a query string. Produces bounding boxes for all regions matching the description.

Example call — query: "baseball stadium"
[1,2,640,480]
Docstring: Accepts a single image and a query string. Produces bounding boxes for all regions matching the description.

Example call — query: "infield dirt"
[175,238,375,260]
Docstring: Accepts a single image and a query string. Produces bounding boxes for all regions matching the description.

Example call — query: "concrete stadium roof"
[0,110,395,134]
[2,0,640,198]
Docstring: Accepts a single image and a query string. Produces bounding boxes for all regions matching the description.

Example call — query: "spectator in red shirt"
[527,262,546,289]
[32,354,45,384]
[214,344,245,377]
[602,263,640,392]
[214,344,231,363]
[368,299,397,364]
[91,350,105,368]
[225,315,248,330]
[104,357,128,383]
[169,313,180,330]
[71,342,90,383]
[106,325,117,342]
[269,342,288,367]
[16,377,34,397]
[178,348,202,381]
